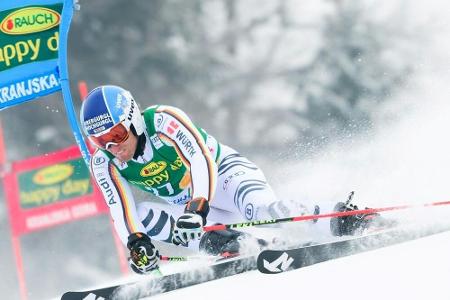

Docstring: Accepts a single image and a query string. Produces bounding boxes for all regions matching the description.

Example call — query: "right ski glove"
[172,197,210,247]
[127,232,159,274]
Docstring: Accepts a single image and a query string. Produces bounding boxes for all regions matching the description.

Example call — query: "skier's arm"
[90,151,147,246]
[154,106,218,204]
[153,106,218,246]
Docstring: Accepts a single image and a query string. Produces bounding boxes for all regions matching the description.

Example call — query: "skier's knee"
[136,202,175,242]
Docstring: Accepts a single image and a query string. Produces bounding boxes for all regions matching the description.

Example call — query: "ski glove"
[127,232,159,274]
[172,197,210,247]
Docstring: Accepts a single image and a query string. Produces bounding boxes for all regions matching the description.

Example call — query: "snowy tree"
[2,0,417,159]
[289,0,414,144]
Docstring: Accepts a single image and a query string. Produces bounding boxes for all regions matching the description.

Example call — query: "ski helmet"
[80,85,144,149]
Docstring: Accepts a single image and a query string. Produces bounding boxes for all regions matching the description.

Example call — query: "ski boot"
[199,227,268,257]
[330,192,397,236]
[268,200,320,223]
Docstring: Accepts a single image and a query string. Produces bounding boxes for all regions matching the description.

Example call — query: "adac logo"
[140,161,167,177]
[0,7,61,35]
[33,164,74,185]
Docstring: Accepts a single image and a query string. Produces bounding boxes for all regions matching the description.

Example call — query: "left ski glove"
[127,232,159,275]
[172,197,210,247]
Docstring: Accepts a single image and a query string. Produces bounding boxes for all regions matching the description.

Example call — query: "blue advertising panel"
[0,0,90,164]
[0,0,63,109]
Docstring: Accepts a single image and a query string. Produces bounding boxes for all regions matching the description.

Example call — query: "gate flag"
[0,0,90,164]
[0,1,63,109]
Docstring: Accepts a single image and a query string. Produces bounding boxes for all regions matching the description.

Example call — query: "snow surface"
[152,230,450,300]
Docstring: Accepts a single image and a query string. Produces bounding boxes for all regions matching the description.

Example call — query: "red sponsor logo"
[167,120,179,135]
[6,19,13,30]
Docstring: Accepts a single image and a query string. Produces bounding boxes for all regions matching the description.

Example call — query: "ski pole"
[159,255,215,262]
[161,199,450,262]
[159,252,238,262]
[203,199,450,232]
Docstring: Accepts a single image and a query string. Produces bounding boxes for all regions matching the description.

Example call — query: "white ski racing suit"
[90,105,296,247]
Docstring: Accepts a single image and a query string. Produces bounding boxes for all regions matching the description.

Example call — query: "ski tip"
[60,291,82,300]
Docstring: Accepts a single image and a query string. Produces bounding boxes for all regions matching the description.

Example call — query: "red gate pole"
[11,236,28,300]
[1,119,28,300]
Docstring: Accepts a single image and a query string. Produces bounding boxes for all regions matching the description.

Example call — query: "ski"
[257,225,450,274]
[61,254,257,300]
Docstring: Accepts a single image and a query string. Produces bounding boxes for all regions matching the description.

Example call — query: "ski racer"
[80,85,379,275]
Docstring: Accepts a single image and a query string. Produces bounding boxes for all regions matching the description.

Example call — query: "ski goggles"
[89,122,130,150]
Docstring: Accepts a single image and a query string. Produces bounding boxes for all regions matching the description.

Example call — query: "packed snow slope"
[152,229,450,300]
